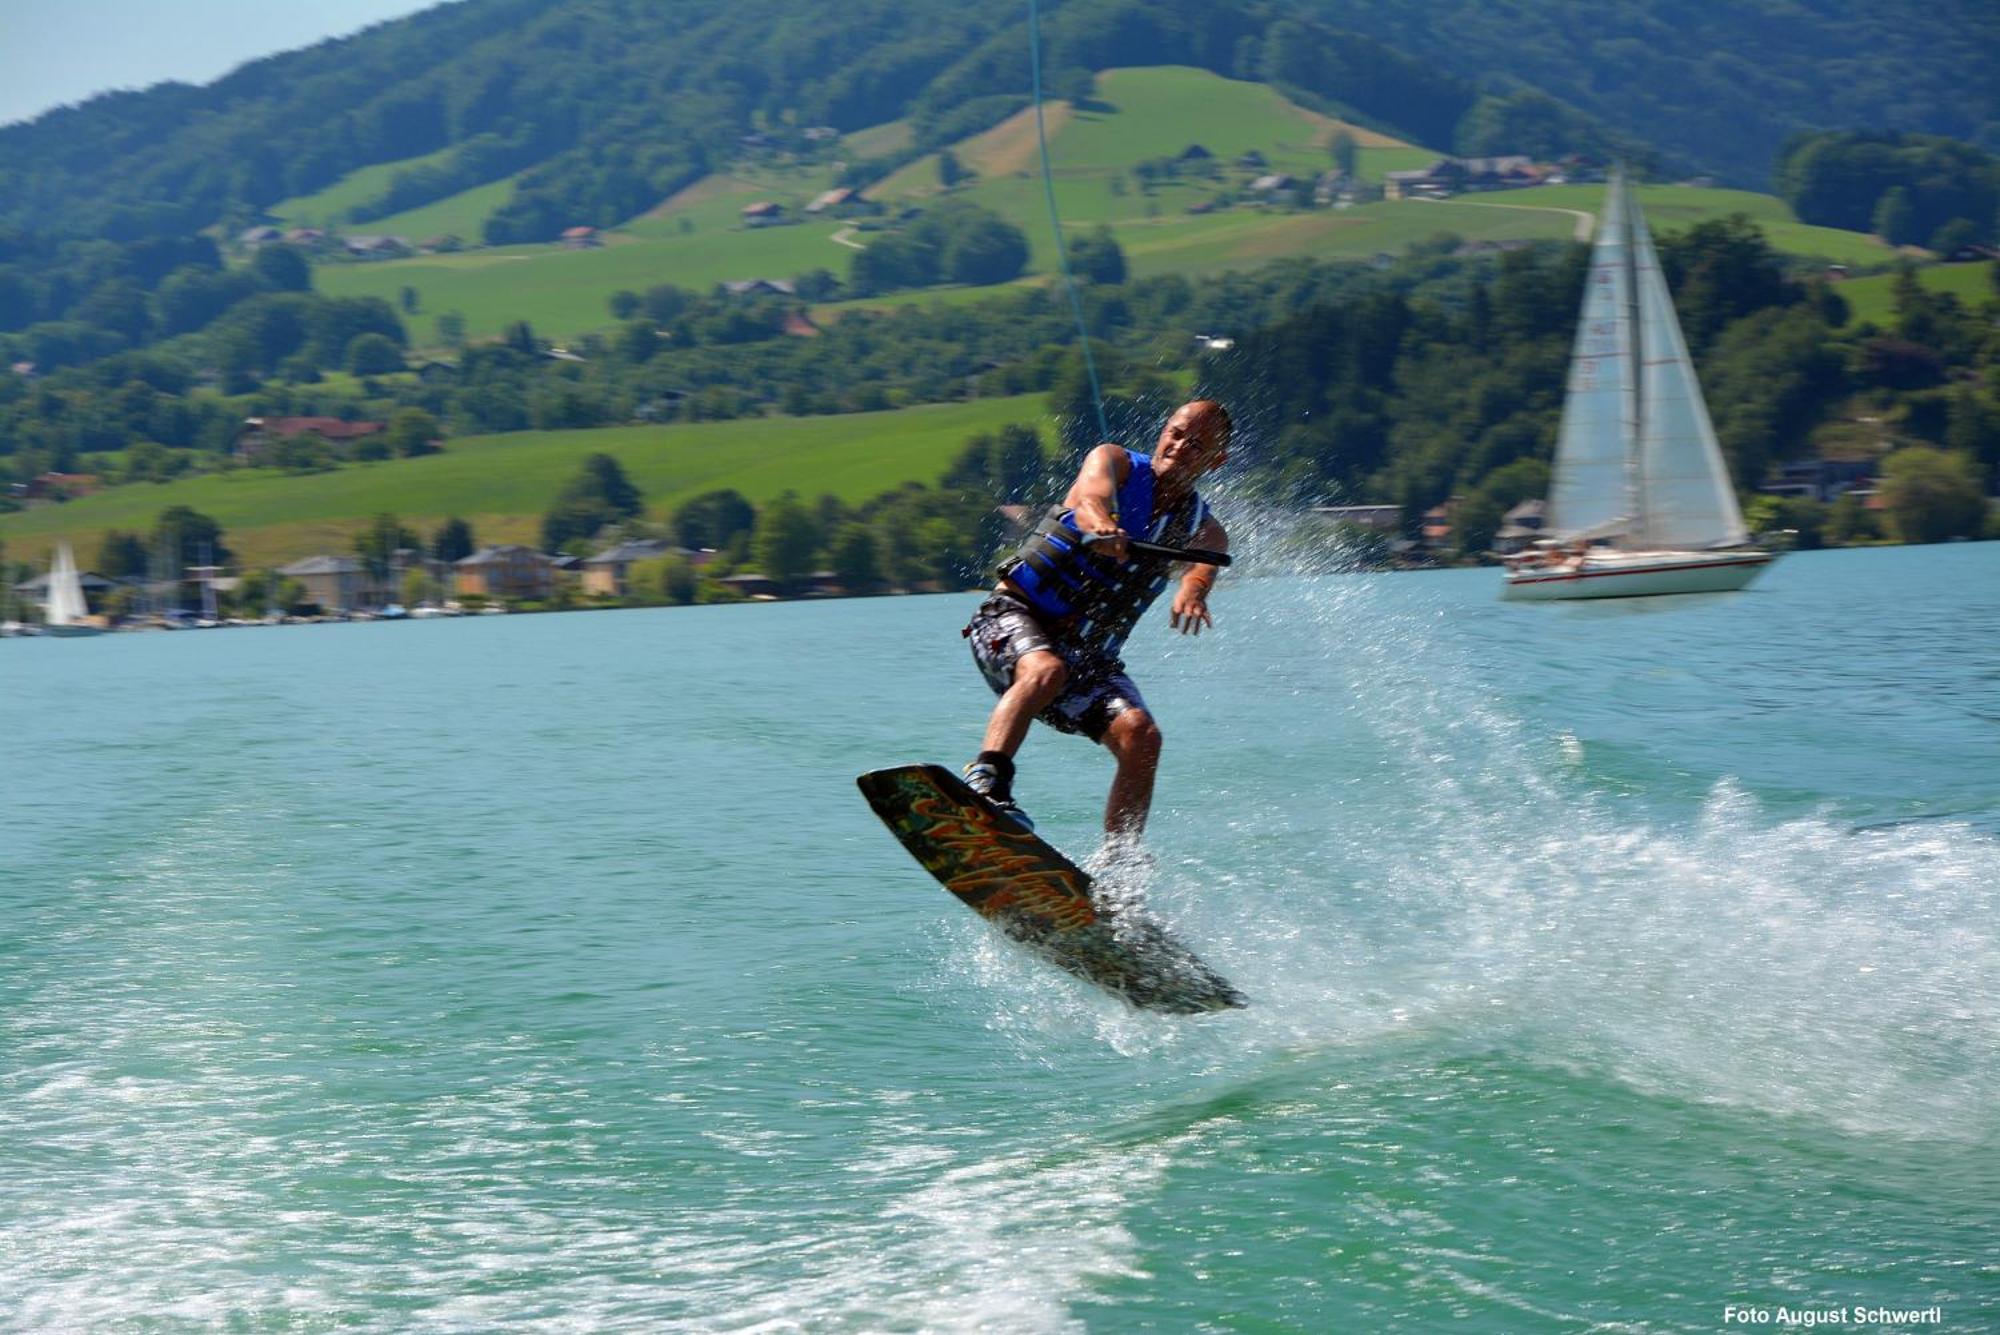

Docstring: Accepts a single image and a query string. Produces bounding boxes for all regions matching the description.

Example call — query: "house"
[1458,155,1535,190]
[1759,458,1877,503]
[719,278,796,297]
[560,225,601,249]
[342,235,411,258]
[1313,170,1352,206]
[1234,149,1268,170]
[235,416,385,462]
[1944,242,2000,263]
[23,472,103,500]
[803,126,840,143]
[1248,173,1299,204]
[720,572,782,598]
[455,545,555,601]
[805,187,856,214]
[782,311,821,338]
[1383,169,1439,201]
[1492,499,1548,555]
[740,201,784,226]
[279,555,368,613]
[1178,144,1212,162]
[1310,504,1402,533]
[581,538,680,596]
[414,359,458,384]
[9,360,35,378]
[283,227,327,248]
[1421,498,1460,549]
[239,225,283,247]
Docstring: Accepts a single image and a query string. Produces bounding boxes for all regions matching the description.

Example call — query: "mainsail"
[1545,172,1638,540]
[47,541,89,626]
[1545,172,1748,550]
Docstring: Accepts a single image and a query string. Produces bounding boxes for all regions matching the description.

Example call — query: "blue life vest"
[1001,451,1211,657]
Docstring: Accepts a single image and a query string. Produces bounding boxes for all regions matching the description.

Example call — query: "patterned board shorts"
[963,593,1147,743]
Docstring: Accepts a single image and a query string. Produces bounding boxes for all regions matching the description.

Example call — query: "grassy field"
[270,146,467,228]
[318,224,863,342]
[1833,260,1997,327]
[1531,184,1897,265]
[360,173,527,241]
[0,394,1050,569]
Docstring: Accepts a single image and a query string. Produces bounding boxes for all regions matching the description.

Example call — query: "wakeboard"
[857,763,1247,1015]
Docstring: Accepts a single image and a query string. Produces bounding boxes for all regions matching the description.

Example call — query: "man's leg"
[1100,707,1163,839]
[981,649,1068,757]
[964,649,1068,832]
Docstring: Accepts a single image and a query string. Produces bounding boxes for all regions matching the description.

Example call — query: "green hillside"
[1833,261,1998,327]
[308,69,1893,347]
[0,394,1048,569]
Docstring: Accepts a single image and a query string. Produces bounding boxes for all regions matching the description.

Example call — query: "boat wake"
[945,537,2000,1141]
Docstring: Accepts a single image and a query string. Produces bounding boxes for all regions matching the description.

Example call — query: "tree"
[399,285,420,314]
[346,331,403,375]
[829,523,884,593]
[616,320,658,364]
[386,407,442,456]
[251,244,312,293]
[151,505,230,568]
[1450,490,1504,556]
[354,512,419,583]
[1878,446,1988,542]
[97,530,148,578]
[503,320,538,356]
[938,149,966,190]
[658,553,698,604]
[1874,187,1917,246]
[944,214,1030,286]
[672,488,755,550]
[432,516,476,563]
[752,491,821,591]
[1329,129,1358,178]
[1068,226,1126,285]
[1824,493,1880,545]
[435,310,466,346]
[542,452,644,548]
[609,289,641,319]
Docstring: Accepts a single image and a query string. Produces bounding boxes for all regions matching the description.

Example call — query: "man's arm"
[1169,515,1228,635]
[1064,444,1132,561]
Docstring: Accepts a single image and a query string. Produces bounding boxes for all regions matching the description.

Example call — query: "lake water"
[4,541,1997,1330]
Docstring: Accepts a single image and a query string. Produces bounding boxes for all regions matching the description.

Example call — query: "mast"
[1618,168,1644,546]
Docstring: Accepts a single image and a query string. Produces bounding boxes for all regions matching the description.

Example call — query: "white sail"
[1545,170,1638,540]
[47,541,90,626]
[1628,204,1749,549]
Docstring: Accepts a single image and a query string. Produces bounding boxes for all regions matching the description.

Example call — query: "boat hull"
[42,623,106,637]
[1501,550,1774,601]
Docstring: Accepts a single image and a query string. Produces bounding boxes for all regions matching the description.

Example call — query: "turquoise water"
[4,541,1997,1330]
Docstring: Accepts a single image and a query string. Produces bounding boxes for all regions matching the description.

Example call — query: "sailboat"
[1501,171,1774,600]
[43,541,104,637]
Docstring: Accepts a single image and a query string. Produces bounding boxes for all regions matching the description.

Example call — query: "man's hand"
[1078,517,1128,564]
[1170,582,1213,634]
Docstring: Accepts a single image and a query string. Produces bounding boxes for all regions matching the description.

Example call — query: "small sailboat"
[1502,171,1774,600]
[43,541,105,637]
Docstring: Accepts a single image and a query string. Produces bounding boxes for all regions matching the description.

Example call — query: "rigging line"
[1028,0,1109,443]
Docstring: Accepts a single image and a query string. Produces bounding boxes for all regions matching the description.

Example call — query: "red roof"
[252,416,385,440]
